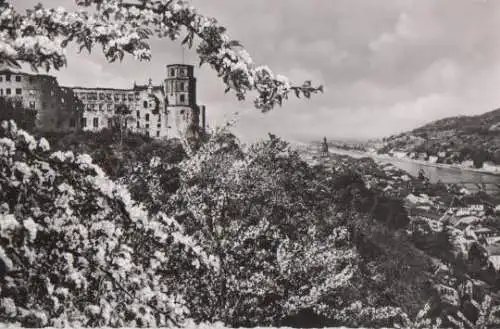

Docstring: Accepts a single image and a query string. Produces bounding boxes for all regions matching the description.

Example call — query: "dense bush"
[0,121,214,327]
[2,121,500,328]
[141,132,435,327]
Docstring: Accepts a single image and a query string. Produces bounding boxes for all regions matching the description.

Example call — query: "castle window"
[70,119,76,127]
[15,88,21,95]
[180,69,186,77]
[180,82,185,91]
[107,118,113,128]
[146,131,150,137]
[157,123,161,128]
[81,117,87,127]
[128,94,134,101]
[15,76,21,82]
[143,101,148,108]
[29,101,35,109]
[99,93,105,101]
[170,68,175,76]
[114,94,120,101]
[107,104,112,111]
[99,104,104,111]
[180,94,186,103]
[93,118,98,128]
[0,76,3,82]
[106,93,112,100]
[146,114,150,121]
[146,124,150,129]
[6,88,11,95]
[136,110,140,118]
[137,122,140,128]
[156,131,160,137]
[5,74,10,82]
[28,77,33,83]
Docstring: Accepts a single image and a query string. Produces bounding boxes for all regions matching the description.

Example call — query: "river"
[328,147,500,194]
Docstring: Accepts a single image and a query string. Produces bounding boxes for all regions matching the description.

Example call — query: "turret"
[164,64,200,138]
[165,64,196,107]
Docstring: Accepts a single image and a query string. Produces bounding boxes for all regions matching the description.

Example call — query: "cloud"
[11,0,500,142]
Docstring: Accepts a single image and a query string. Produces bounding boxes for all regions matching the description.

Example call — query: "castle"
[0,64,206,139]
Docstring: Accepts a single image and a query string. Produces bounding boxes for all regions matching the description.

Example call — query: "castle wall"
[0,69,80,132]
[0,64,206,139]
[72,83,169,138]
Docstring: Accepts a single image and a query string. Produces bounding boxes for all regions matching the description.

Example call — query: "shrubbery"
[0,121,214,327]
[1,0,500,327]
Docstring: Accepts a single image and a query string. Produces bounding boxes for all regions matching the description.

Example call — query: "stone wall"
[0,63,206,139]
[0,69,80,132]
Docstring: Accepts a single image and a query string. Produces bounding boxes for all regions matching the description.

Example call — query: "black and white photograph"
[0,1,500,328]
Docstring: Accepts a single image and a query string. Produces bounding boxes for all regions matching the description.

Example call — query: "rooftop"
[68,86,135,92]
[0,68,57,80]
[166,64,194,68]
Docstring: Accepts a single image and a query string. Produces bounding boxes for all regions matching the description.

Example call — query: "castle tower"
[164,64,199,139]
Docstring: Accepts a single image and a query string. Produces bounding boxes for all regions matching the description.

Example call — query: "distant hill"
[378,108,500,167]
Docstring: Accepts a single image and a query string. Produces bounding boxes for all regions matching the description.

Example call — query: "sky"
[12,0,500,143]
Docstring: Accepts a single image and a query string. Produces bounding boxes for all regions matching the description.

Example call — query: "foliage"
[152,131,436,327]
[41,129,185,179]
[0,0,321,111]
[2,0,499,327]
[0,97,36,132]
[446,295,500,329]
[0,121,213,327]
[380,108,500,165]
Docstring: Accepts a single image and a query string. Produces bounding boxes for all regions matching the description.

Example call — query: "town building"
[0,68,82,132]
[0,64,206,139]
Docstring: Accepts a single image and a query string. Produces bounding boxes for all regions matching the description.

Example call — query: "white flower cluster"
[0,0,320,110]
[0,121,215,327]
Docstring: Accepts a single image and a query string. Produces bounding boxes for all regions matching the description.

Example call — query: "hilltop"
[377,108,500,168]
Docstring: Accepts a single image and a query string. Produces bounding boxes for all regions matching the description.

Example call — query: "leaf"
[61,38,70,48]
[228,40,242,48]
[85,40,92,54]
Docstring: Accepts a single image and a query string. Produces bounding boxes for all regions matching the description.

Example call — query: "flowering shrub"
[0,0,321,111]
[0,121,213,327]
[162,130,431,327]
[446,295,500,329]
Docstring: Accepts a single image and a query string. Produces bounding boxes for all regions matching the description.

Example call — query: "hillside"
[378,108,500,167]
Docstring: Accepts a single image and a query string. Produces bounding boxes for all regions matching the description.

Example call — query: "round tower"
[164,64,198,138]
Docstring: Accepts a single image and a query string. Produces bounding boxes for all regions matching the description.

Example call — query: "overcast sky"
[13,0,500,142]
